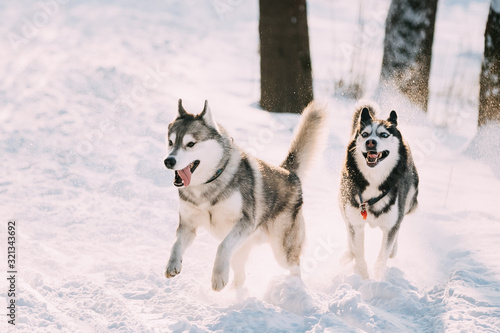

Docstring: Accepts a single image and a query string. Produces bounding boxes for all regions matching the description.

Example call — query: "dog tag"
[360,203,368,220]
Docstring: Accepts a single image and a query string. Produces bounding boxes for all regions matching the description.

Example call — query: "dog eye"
[186,142,196,148]
[380,133,389,138]
[168,140,173,146]
[361,132,369,138]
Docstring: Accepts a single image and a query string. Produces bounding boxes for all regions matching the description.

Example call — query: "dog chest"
[207,191,244,239]
[178,190,244,238]
[345,196,399,229]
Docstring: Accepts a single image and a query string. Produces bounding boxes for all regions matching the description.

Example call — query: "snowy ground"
[1,0,500,332]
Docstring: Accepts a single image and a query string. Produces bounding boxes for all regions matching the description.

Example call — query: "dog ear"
[177,99,188,118]
[360,107,373,125]
[200,100,220,132]
[388,110,398,126]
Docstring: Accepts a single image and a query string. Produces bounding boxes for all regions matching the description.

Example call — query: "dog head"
[164,99,228,187]
[354,108,401,170]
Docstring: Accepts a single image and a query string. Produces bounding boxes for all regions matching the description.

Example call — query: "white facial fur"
[166,133,176,153]
[175,139,224,186]
[355,123,400,187]
[165,100,225,186]
[166,132,225,188]
[166,132,224,186]
[182,134,196,146]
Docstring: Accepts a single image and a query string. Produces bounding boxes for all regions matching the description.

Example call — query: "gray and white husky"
[339,102,419,279]
[164,99,327,291]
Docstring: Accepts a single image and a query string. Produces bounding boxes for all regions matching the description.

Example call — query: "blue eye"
[380,133,389,138]
[361,132,369,138]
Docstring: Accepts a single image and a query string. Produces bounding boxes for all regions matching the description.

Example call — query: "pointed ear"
[177,99,188,118]
[388,110,398,126]
[360,107,373,125]
[200,100,220,132]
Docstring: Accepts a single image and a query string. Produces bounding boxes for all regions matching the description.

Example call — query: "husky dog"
[164,99,327,291]
[339,102,418,279]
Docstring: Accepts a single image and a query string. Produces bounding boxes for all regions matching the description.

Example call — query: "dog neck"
[204,158,230,184]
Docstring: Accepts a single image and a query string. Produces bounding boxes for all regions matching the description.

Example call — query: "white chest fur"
[345,191,399,229]
[209,191,243,239]
[179,191,243,240]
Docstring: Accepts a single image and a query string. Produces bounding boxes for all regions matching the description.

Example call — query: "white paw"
[211,265,229,291]
[231,273,246,289]
[165,257,182,278]
[355,260,369,279]
[374,261,387,280]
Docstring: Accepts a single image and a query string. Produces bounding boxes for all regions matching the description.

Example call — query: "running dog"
[339,102,418,279]
[164,99,327,291]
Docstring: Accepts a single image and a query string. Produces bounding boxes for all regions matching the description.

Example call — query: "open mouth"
[362,150,389,168]
[174,160,200,187]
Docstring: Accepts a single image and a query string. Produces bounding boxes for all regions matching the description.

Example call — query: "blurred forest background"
[259,0,499,129]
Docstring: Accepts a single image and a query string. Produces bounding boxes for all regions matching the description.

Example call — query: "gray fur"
[282,101,328,178]
[339,102,419,279]
[164,100,328,291]
[350,100,377,136]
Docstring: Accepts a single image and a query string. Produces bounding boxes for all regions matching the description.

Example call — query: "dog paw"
[165,258,182,278]
[374,261,387,280]
[211,266,229,291]
[231,273,246,289]
[354,261,369,280]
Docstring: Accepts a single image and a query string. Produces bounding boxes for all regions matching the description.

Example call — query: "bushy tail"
[281,101,328,179]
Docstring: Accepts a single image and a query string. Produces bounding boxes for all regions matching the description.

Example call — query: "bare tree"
[259,0,313,113]
[379,0,439,112]
[478,0,500,126]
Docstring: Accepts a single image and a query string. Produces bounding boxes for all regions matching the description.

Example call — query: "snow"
[1,0,500,332]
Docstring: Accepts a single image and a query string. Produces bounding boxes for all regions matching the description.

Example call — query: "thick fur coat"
[339,102,419,279]
[164,100,327,291]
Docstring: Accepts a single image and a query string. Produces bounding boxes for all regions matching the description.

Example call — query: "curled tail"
[281,101,328,179]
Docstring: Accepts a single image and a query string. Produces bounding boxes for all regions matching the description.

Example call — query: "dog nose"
[164,157,176,169]
[366,139,377,149]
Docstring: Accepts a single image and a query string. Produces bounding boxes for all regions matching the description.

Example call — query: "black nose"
[164,157,176,169]
[366,139,377,149]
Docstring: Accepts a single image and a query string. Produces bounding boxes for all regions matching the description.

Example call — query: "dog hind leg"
[230,236,256,288]
[269,211,305,277]
[284,211,305,277]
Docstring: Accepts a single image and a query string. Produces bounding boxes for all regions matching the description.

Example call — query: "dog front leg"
[165,223,196,278]
[350,224,369,279]
[212,220,253,291]
[374,223,400,279]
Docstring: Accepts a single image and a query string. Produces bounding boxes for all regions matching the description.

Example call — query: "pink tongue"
[368,153,378,159]
[177,165,192,187]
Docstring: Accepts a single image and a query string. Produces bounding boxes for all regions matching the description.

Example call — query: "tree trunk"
[379,0,439,112]
[478,1,500,127]
[259,0,313,113]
